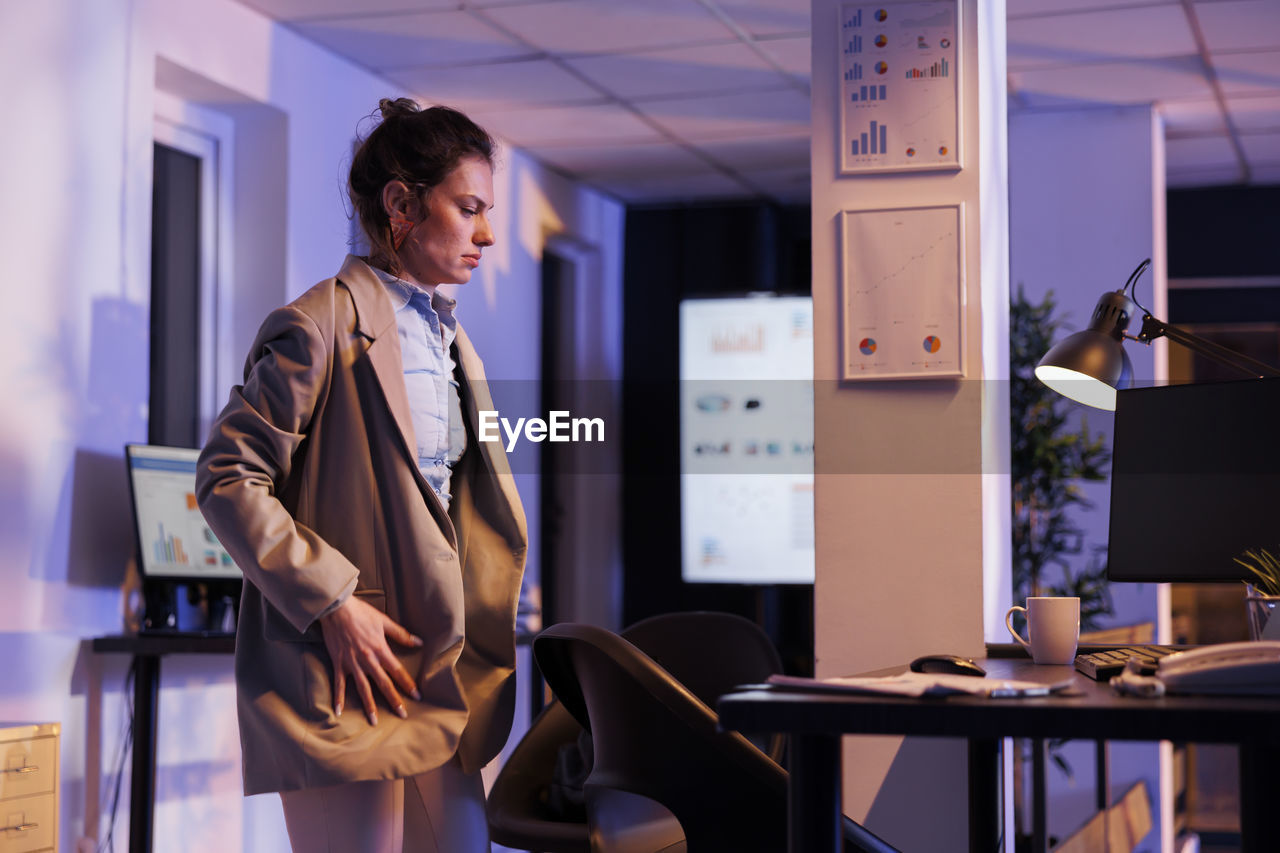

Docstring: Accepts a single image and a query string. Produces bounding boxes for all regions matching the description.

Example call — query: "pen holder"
[1245,584,1280,641]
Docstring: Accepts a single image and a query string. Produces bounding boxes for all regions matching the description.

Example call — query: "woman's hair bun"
[378,97,420,120]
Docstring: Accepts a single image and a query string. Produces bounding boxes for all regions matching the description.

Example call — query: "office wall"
[0,1,621,849]
[1009,104,1168,852]
[809,0,1010,848]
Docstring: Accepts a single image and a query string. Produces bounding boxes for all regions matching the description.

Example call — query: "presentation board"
[679,296,815,584]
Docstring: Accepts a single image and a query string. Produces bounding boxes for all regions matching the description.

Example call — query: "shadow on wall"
[38,296,147,587]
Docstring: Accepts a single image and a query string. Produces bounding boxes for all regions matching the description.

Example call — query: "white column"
[810,0,1009,847]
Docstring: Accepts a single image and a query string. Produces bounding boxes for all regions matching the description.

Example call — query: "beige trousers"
[279,759,489,853]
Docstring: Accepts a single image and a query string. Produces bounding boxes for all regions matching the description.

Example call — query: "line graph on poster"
[840,205,965,380]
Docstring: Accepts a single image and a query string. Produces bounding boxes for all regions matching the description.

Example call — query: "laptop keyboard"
[1074,645,1181,681]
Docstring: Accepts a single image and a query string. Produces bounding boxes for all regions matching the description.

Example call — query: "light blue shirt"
[373,268,467,510]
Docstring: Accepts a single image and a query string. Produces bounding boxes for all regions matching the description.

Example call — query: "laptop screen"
[125,444,240,581]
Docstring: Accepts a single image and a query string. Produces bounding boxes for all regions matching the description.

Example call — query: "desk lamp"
[1034,259,1280,410]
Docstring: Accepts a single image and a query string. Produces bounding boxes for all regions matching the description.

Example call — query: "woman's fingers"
[382,615,424,649]
[352,665,378,726]
[332,666,346,716]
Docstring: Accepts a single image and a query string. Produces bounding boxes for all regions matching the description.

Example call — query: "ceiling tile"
[1165,133,1240,169]
[387,59,602,111]
[239,0,459,20]
[1226,93,1280,131]
[594,169,756,203]
[694,131,811,171]
[1161,98,1228,135]
[1010,56,1213,106]
[1214,49,1280,97]
[294,11,530,71]
[636,88,810,140]
[1194,0,1280,53]
[484,0,739,55]
[527,140,709,176]
[1007,5,1196,71]
[1166,163,1247,187]
[734,165,811,203]
[469,102,666,147]
[564,41,788,100]
[713,0,811,38]
[1238,128,1280,164]
[1007,0,1180,17]
[753,34,811,78]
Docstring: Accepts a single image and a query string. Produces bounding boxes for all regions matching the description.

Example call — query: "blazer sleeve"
[196,302,359,633]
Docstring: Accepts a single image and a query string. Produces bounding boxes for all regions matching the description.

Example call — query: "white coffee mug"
[1005,597,1080,665]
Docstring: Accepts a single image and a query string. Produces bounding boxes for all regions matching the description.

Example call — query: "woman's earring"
[390,210,414,250]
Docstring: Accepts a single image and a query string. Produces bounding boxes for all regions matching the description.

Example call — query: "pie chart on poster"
[859,338,877,355]
[923,336,942,353]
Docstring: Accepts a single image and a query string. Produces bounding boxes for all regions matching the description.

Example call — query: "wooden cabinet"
[0,723,59,853]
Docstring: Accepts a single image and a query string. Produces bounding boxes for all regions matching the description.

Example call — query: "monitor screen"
[126,444,240,581]
[679,295,815,584]
[1107,377,1280,583]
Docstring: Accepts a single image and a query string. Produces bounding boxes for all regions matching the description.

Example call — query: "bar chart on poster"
[679,296,815,584]
[840,205,965,379]
[839,1,960,173]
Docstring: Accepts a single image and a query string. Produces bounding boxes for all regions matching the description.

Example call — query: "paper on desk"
[767,672,1070,698]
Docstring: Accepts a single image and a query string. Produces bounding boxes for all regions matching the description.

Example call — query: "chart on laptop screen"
[127,445,240,580]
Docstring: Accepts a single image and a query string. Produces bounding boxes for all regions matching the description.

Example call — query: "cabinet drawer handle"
[1,822,38,832]
[1,765,37,774]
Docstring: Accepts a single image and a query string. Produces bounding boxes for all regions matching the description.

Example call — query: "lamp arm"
[1135,315,1280,378]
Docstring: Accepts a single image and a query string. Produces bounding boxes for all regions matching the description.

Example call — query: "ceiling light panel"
[294,11,530,71]
[487,0,739,55]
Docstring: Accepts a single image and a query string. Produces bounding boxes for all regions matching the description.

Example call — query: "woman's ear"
[381,180,414,219]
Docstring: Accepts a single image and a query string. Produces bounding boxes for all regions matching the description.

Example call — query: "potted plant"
[1010,286,1114,629]
[1234,548,1280,640]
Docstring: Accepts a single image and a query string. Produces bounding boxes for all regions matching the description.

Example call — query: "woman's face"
[390,154,495,287]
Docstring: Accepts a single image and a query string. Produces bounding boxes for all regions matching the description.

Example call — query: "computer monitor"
[1107,377,1280,583]
[125,443,240,581]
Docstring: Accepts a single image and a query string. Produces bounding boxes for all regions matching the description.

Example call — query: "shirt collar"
[371,266,437,311]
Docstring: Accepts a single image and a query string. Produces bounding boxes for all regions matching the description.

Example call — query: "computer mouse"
[909,654,986,677]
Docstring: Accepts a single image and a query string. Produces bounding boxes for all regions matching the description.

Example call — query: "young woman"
[197,99,526,852]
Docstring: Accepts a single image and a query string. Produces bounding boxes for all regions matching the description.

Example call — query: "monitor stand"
[140,579,240,635]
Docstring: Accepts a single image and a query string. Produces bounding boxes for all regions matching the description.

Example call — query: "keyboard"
[1074,645,1182,681]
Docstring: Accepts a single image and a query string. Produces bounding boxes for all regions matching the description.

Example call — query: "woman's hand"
[319,596,424,726]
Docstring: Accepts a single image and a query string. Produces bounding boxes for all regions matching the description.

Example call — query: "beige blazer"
[197,255,527,795]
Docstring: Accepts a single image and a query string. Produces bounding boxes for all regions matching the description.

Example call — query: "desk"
[92,634,235,853]
[718,655,1280,853]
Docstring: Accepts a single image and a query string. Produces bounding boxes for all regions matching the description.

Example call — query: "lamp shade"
[1034,289,1139,411]
[1035,331,1133,411]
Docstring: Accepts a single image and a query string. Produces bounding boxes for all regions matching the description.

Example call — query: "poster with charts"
[840,205,965,380]
[838,0,960,174]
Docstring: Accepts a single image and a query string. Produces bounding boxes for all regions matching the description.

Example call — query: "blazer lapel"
[337,255,419,462]
[453,325,529,549]
[336,256,457,546]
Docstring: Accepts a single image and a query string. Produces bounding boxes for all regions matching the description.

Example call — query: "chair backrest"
[486,611,784,851]
[534,623,790,851]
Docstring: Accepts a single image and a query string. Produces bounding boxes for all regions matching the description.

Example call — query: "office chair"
[487,612,786,852]
[534,623,900,853]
